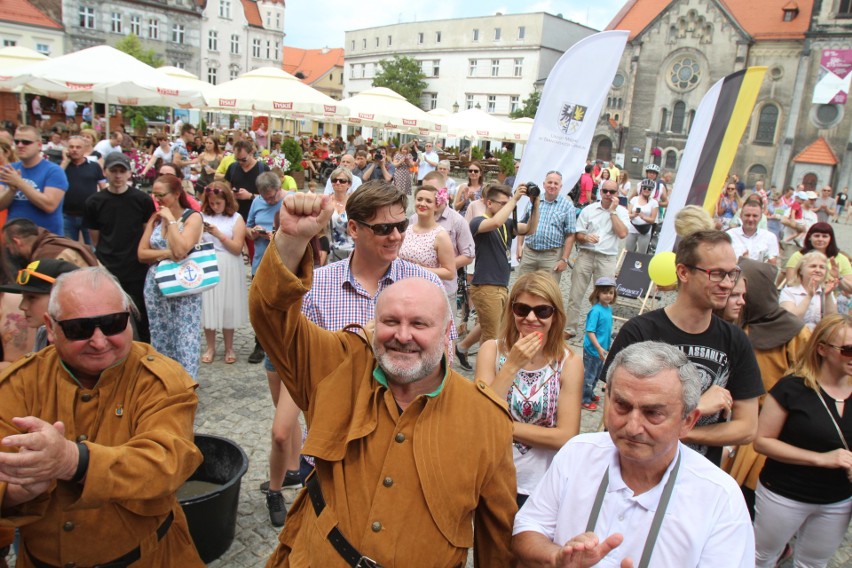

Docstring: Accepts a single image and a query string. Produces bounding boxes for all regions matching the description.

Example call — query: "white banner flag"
[514,31,628,193]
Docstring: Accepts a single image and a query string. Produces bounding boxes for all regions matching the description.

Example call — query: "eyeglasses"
[52,312,130,341]
[511,302,556,319]
[16,267,56,286]
[468,169,480,173]
[152,191,170,198]
[601,189,617,195]
[684,264,742,283]
[824,343,852,357]
[331,178,350,184]
[205,186,223,195]
[13,139,35,146]
[354,218,409,236]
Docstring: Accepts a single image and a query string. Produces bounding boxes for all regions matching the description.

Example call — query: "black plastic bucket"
[178,434,249,563]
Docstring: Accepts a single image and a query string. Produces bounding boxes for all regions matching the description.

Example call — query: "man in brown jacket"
[250,192,517,567]
[3,217,98,270]
[0,267,203,567]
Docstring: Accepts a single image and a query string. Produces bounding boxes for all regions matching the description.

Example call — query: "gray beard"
[371,337,444,385]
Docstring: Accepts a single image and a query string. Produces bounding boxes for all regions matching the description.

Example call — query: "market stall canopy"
[505,117,534,142]
[0,45,207,107]
[205,67,348,119]
[337,87,445,133]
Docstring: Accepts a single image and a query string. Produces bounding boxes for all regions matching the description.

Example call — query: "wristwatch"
[560,257,569,264]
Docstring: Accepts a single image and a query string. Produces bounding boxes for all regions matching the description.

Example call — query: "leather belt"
[306,474,382,568]
[28,510,174,568]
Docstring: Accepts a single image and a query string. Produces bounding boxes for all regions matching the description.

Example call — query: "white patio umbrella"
[337,87,444,133]
[0,45,207,108]
[0,47,50,124]
[205,67,348,120]
[158,66,215,101]
[444,108,516,141]
[503,117,534,142]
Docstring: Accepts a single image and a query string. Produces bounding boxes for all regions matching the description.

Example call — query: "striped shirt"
[301,254,457,339]
[524,194,576,251]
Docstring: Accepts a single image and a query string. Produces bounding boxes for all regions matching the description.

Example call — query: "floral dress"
[144,210,202,379]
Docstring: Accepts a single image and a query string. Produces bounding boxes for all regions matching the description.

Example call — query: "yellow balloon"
[648,252,678,287]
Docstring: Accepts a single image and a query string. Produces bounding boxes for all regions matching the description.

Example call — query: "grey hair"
[330,167,352,183]
[545,170,562,179]
[605,341,701,417]
[256,171,282,194]
[48,267,138,319]
[437,160,451,170]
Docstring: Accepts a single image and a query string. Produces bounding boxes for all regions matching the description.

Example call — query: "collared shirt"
[727,226,779,263]
[409,206,475,296]
[514,432,755,568]
[523,194,576,251]
[576,203,630,256]
[301,254,457,338]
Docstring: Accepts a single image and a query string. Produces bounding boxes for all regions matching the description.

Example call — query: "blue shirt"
[247,196,283,275]
[524,194,575,251]
[583,303,613,359]
[8,159,68,235]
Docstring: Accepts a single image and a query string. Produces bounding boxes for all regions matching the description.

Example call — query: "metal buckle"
[355,555,381,568]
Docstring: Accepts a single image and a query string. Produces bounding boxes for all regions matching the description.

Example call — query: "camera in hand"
[374,151,383,162]
[525,182,541,199]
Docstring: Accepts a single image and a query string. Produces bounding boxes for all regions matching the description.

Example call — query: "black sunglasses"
[205,186,223,194]
[511,302,556,319]
[52,312,130,341]
[14,139,35,146]
[354,218,409,236]
[331,178,350,184]
[468,169,480,173]
[600,189,618,195]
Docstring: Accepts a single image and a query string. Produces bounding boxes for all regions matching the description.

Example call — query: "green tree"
[510,91,541,119]
[114,34,167,124]
[372,56,428,107]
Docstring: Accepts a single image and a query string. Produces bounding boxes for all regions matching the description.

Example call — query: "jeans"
[63,214,91,246]
[582,352,604,404]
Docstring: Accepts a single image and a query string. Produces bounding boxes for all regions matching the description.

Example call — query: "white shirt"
[62,100,77,117]
[779,284,830,330]
[514,433,754,568]
[93,139,120,158]
[418,150,439,180]
[576,203,630,256]
[727,226,779,263]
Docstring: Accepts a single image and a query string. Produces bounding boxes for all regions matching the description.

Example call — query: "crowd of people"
[0,116,847,568]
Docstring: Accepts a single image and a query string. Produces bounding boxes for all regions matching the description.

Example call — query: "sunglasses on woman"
[511,302,556,319]
[824,343,852,358]
[205,186,223,195]
[331,178,350,184]
[52,312,131,341]
[354,219,409,236]
[468,169,480,174]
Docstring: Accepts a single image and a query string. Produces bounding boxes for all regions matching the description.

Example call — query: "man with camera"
[456,184,539,364]
[516,171,576,283]
[564,179,629,339]
[361,147,394,182]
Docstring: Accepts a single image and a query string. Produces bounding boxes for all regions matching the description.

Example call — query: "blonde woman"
[780,250,838,331]
[753,314,852,567]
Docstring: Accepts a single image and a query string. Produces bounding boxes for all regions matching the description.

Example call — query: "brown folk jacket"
[250,245,517,567]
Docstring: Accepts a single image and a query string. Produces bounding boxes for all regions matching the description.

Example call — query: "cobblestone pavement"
[180,221,852,566]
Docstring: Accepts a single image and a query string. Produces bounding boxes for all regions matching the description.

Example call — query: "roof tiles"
[793,137,839,166]
[0,0,62,29]
[281,46,344,85]
[606,0,812,41]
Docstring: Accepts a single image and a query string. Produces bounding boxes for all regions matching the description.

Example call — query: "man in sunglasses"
[0,267,204,567]
[0,125,68,236]
[601,230,764,468]
[250,190,515,567]
[564,179,629,340]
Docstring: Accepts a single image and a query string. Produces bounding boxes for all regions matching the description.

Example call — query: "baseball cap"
[104,152,131,171]
[595,276,617,287]
[794,191,809,200]
[0,259,79,295]
[806,191,819,200]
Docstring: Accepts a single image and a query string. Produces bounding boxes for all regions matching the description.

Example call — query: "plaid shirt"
[523,194,576,251]
[301,254,457,339]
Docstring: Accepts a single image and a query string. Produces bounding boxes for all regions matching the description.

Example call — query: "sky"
[283,1,626,49]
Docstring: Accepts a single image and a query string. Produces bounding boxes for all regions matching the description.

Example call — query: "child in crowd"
[582,276,617,410]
